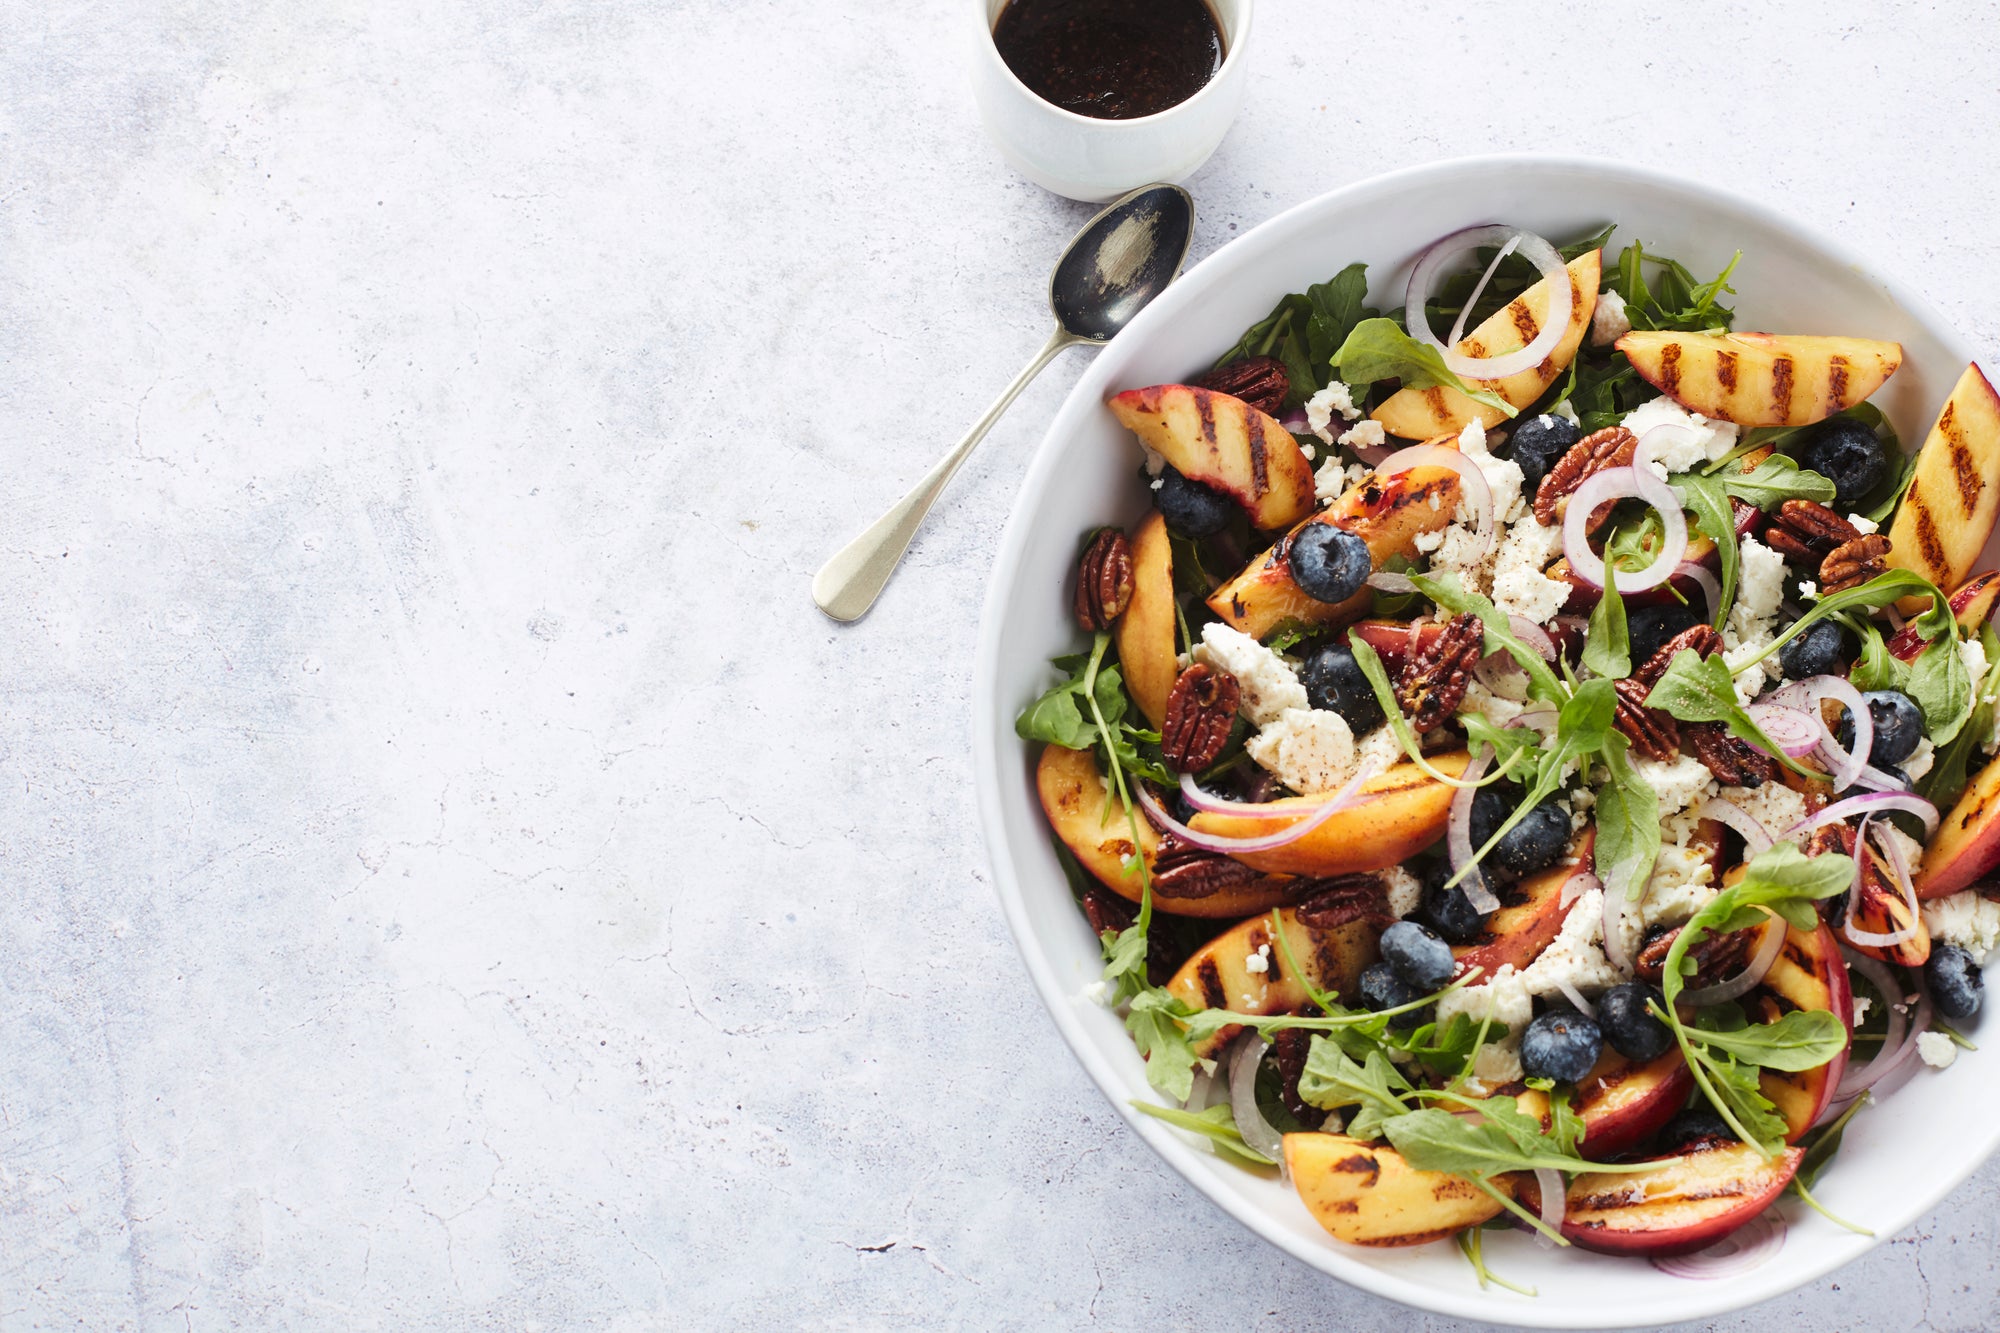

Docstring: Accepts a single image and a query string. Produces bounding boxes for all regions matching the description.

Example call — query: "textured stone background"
[4,1,1999,1328]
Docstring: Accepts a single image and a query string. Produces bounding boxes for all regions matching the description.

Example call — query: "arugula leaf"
[1212,293,1320,409]
[1643,649,1809,774]
[1722,453,1839,509]
[1458,1224,1537,1297]
[1347,636,1502,789]
[1459,713,1545,783]
[1298,1041,1416,1142]
[1686,1008,1849,1071]
[1016,678,1101,750]
[1332,318,1516,418]
[1797,1090,1870,1191]
[1670,472,1737,630]
[1922,628,2000,807]
[1261,618,1317,655]
[1410,572,1566,704]
[1746,569,1954,670]
[1607,241,1741,332]
[1594,737,1662,906]
[1544,1083,1587,1157]
[1908,629,1974,747]
[1383,1101,1656,1177]
[1130,1099,1276,1167]
[1124,987,1203,1102]
[1584,566,1630,680]
[1849,618,1911,695]
[1303,264,1376,377]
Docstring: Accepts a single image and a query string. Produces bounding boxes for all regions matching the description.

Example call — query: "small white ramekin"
[966,0,1254,203]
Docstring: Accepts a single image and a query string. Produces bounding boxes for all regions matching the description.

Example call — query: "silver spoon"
[811,183,1195,623]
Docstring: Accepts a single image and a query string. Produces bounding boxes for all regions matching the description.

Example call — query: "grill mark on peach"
[1198,957,1227,1010]
[1827,355,1849,411]
[1426,386,1448,424]
[1658,342,1682,395]
[1716,350,1739,393]
[1196,390,1217,456]
[1332,1153,1380,1182]
[1245,407,1270,495]
[1771,355,1795,420]
[1950,426,1982,517]
[1914,496,1948,573]
[1510,300,1540,345]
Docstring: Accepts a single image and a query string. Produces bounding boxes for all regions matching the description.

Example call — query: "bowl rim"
[971,152,1982,1324]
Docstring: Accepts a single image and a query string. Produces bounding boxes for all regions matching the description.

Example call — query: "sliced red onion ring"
[1851,763,1913,793]
[1561,466,1689,593]
[1836,948,1928,1098]
[1366,570,1418,595]
[1228,1033,1286,1168]
[1404,225,1574,382]
[1744,703,1822,757]
[1138,761,1383,855]
[1680,912,1789,1005]
[1177,772,1312,820]
[1376,442,1495,561]
[1445,746,1503,914]
[1560,870,1601,910]
[1473,652,1527,700]
[1789,790,1938,839]
[1184,1061,1215,1112]
[1843,818,1920,949]
[1651,1211,1786,1279]
[1678,562,1723,625]
[1602,870,1639,976]
[1554,978,1596,1017]
[1508,616,1558,662]
[1533,1166,1566,1249]
[1636,423,1707,473]
[1698,796,1775,855]
[1279,408,1310,433]
[1805,675,1872,793]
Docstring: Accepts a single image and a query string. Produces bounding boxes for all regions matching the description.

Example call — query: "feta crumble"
[1621,397,1740,475]
[1633,753,1719,817]
[1797,579,1818,600]
[1337,418,1387,451]
[1551,399,1581,426]
[1851,994,1872,1025]
[1729,536,1786,634]
[1304,381,1362,442]
[1590,288,1632,347]
[1244,943,1272,975]
[1381,865,1422,920]
[1922,890,2000,963]
[1195,623,1308,725]
[1435,966,1533,1084]
[1490,515,1573,623]
[1457,419,1527,525]
[1246,707,1357,794]
[1962,635,1990,700]
[1518,889,1630,998]
[1639,846,1718,929]
[1848,513,1880,536]
[1720,782,1809,846]
[1918,1031,1958,1069]
[1905,737,1936,781]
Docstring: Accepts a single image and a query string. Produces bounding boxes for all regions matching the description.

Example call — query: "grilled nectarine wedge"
[1616,330,1902,427]
[1187,754,1470,877]
[1520,1140,1801,1257]
[1919,756,2000,899]
[1108,384,1316,530]
[1450,828,1596,979]
[1287,1134,1510,1246]
[1166,901,1380,1055]
[1115,511,1179,729]
[1886,363,2000,606]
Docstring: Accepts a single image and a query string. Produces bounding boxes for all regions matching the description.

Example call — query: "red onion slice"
[1651,1211,1786,1279]
[1508,616,1558,662]
[1805,675,1872,793]
[1602,872,1639,976]
[1554,978,1596,1017]
[1445,746,1503,914]
[1744,703,1822,757]
[1279,408,1310,433]
[1836,948,1928,1098]
[1851,763,1913,793]
[1376,443,1495,562]
[1139,761,1383,855]
[1560,870,1602,910]
[1533,1166,1566,1249]
[1698,796,1775,855]
[1184,1061,1215,1112]
[1366,570,1418,595]
[1403,225,1575,383]
[1228,1034,1286,1168]
[1788,790,1939,839]
[1680,912,1789,1005]
[1177,772,1316,820]
[1446,233,1521,348]
[1561,466,1689,592]
[1843,818,1920,949]
[1678,561,1723,625]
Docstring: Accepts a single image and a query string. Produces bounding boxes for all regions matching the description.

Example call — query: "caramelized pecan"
[1820,533,1892,594]
[1614,677,1680,761]
[1397,614,1483,731]
[1533,426,1638,527]
[1161,663,1240,773]
[1687,721,1779,787]
[1081,885,1184,984]
[1073,527,1135,631]
[1635,623,1725,689]
[1634,918,1755,988]
[1187,356,1291,417]
[1151,835,1263,900]
[1764,499,1858,565]
[1292,873,1391,929]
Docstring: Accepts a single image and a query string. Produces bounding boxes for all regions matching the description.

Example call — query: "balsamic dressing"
[992,0,1225,121]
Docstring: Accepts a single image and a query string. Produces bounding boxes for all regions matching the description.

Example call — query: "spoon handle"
[812,327,1081,623]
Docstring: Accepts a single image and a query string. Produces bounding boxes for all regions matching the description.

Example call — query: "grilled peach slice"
[1107,385,1315,530]
[1208,460,1462,640]
[1840,836,1930,968]
[1747,917,1854,1141]
[1116,511,1178,729]
[1372,251,1601,440]
[1166,900,1380,1056]
[1918,756,2000,899]
[1287,1134,1510,1246]
[1187,754,1470,877]
[1519,1140,1802,1257]
[1886,363,2000,607]
[1035,744,1301,919]
[1888,570,2000,661]
[1450,828,1596,979]
[1512,1048,1695,1160]
[1616,331,1903,428]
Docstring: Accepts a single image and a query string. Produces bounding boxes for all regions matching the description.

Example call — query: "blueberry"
[1926,943,1983,1021]
[1508,414,1579,490]
[1519,1008,1604,1084]
[1798,417,1889,506]
[1628,602,1701,667]
[1834,690,1924,766]
[1595,982,1674,1062]
[1470,783,1572,880]
[1153,466,1235,537]
[1657,1107,1738,1154]
[1777,620,1851,680]
[1420,864,1494,945]
[1299,643,1385,733]
[1379,921,1455,991]
[1287,525,1373,604]
[1357,962,1429,1029]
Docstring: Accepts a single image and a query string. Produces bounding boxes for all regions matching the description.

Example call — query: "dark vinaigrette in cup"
[992,0,1225,120]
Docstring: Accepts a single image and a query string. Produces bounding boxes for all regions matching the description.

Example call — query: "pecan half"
[1073,527,1135,631]
[1188,356,1291,417]
[1081,885,1188,983]
[1161,663,1240,773]
[1272,1025,1327,1129]
[1687,721,1779,787]
[1292,873,1391,929]
[1152,833,1262,900]
[1397,614,1483,731]
[1820,533,1892,594]
[1614,677,1680,761]
[1634,920,1755,988]
[1635,623,1725,689]
[1764,499,1859,565]
[1534,426,1638,527]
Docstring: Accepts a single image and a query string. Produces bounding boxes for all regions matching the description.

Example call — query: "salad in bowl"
[1016,220,2000,1289]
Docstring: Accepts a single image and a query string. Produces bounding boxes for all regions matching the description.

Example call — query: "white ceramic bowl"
[972,155,1991,1325]
[966,0,1254,203]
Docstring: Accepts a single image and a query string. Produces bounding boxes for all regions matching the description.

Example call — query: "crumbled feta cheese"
[1963,635,1990,699]
[1905,737,1936,781]
[1640,846,1718,929]
[1518,889,1631,997]
[1720,782,1809,846]
[1848,513,1880,536]
[1922,890,2000,963]
[1620,397,1741,475]
[1722,626,1777,707]
[1797,580,1818,600]
[1149,477,1165,491]
[1634,753,1719,817]
[1436,966,1533,1083]
[1244,944,1271,975]
[1551,399,1580,426]
[1083,980,1112,1006]
[1246,708,1356,794]
[1491,516,1574,624]
[1355,723,1405,774]
[1141,446,1167,476]
[1457,419,1528,525]
[1590,288,1632,347]
[1195,623,1309,725]
[1851,994,1872,1025]
[1301,442,1317,461]
[1412,527,1446,554]
[1305,381,1362,442]
[1918,1031,1958,1069]
[1879,823,1925,873]
[1337,418,1386,451]
[1462,679,1526,728]
[1428,522,1498,596]
[1381,865,1422,920]
[1730,536,1786,632]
